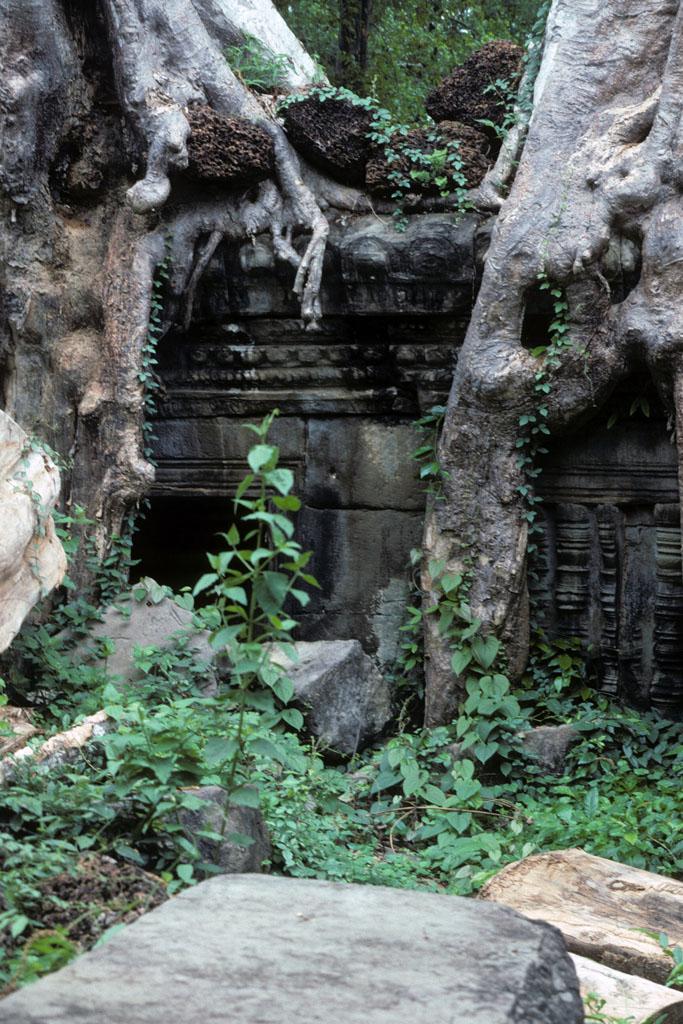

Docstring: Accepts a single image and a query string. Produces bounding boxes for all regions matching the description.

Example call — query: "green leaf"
[265,467,294,495]
[473,741,498,764]
[115,843,144,865]
[177,863,194,884]
[204,737,238,766]
[210,625,241,649]
[229,786,260,809]
[10,915,29,939]
[440,572,462,595]
[451,648,473,675]
[280,707,304,729]
[273,494,301,511]
[248,444,277,472]
[193,573,218,596]
[472,636,501,670]
[225,831,256,848]
[271,673,294,703]
[254,571,290,615]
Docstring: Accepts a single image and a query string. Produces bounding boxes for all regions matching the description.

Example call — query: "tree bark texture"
[0,0,359,581]
[423,0,683,724]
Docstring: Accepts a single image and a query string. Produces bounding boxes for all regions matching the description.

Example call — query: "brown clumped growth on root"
[281,96,373,185]
[426,40,524,137]
[185,105,275,185]
[365,121,491,199]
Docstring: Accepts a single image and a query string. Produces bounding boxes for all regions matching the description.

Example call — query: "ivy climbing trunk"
[423,0,683,724]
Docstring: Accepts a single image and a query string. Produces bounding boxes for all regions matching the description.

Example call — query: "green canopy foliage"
[276,0,541,120]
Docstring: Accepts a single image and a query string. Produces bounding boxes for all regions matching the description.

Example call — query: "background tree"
[276,0,539,118]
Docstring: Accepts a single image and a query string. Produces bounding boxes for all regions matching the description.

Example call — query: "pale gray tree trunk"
[423,0,683,723]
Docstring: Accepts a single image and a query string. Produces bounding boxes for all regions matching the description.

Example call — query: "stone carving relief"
[533,409,683,717]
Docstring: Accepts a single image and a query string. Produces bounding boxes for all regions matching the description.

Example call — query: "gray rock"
[178,786,271,873]
[522,724,581,774]
[270,639,392,754]
[0,874,584,1024]
[70,578,217,696]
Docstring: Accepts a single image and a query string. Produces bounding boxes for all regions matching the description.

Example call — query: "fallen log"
[0,706,40,757]
[572,954,683,1024]
[479,849,683,984]
[0,710,111,784]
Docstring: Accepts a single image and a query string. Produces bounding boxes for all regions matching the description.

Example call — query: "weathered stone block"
[69,579,217,695]
[270,639,392,753]
[297,507,423,658]
[304,419,423,511]
[0,875,584,1023]
[521,724,581,774]
[178,786,271,873]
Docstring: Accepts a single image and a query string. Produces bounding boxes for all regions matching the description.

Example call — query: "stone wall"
[136,211,683,715]
[533,379,683,719]
[138,212,483,664]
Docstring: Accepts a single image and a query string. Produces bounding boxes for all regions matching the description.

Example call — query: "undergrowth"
[0,413,681,1001]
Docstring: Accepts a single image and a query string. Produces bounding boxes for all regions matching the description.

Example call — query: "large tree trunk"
[0,0,359,585]
[423,0,683,724]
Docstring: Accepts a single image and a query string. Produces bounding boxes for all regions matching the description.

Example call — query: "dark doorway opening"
[131,496,236,594]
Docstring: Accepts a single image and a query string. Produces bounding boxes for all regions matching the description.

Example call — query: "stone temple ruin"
[133,209,683,720]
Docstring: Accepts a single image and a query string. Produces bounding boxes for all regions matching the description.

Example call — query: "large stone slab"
[270,640,392,753]
[0,874,584,1023]
[480,848,683,983]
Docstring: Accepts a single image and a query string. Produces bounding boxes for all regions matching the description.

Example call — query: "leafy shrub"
[225,34,294,93]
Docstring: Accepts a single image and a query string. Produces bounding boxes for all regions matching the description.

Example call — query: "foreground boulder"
[270,639,391,753]
[0,874,584,1023]
[480,848,683,984]
[0,411,66,652]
